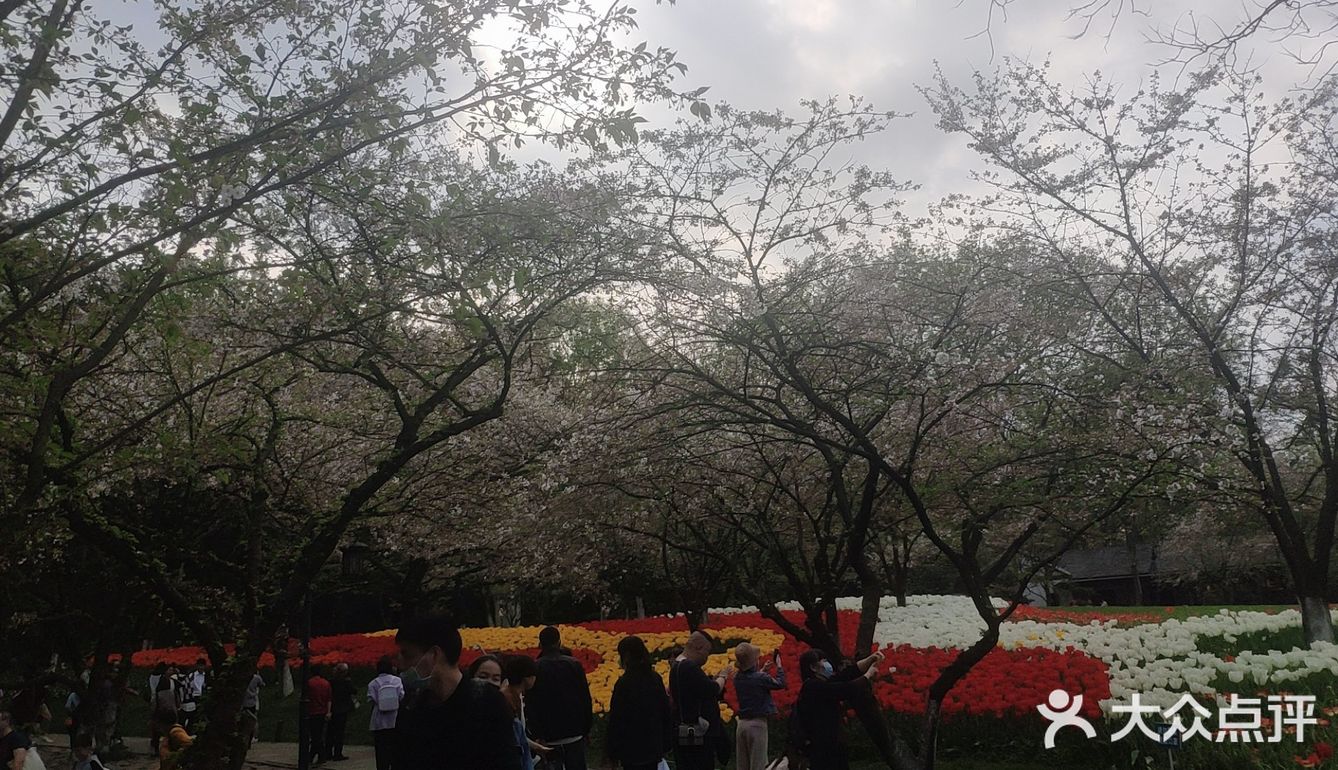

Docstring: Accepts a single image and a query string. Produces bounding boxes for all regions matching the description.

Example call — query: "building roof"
[1053,544,1181,582]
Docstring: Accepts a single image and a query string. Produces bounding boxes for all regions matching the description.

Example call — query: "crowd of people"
[1,616,888,770]
[0,656,262,770]
[0,660,153,770]
[359,615,890,770]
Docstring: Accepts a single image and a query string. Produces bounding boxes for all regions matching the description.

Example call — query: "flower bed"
[124,597,1338,768]
[129,596,1334,725]
[131,605,1108,721]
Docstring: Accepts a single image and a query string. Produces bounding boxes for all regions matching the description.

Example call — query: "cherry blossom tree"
[925,62,1338,642]
[604,101,1190,770]
[0,0,691,520]
[973,1,1338,75]
[26,151,656,767]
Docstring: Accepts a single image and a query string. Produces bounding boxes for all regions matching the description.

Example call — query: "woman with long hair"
[606,635,673,770]
[468,654,504,688]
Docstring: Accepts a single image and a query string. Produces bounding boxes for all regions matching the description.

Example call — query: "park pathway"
[39,739,376,770]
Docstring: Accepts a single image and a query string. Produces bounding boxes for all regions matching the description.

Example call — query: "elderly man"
[668,631,733,770]
[732,643,786,770]
[328,663,356,761]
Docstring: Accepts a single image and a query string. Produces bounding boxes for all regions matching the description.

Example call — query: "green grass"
[851,762,1051,769]
[1065,604,1294,621]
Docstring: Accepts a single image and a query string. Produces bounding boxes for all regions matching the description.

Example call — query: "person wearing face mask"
[793,649,885,770]
[468,655,504,689]
[394,615,522,770]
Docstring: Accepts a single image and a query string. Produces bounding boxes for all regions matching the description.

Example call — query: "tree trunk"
[822,597,839,646]
[855,587,882,659]
[1300,595,1335,644]
[180,654,263,770]
[919,627,1000,770]
[849,461,884,658]
[1126,530,1143,606]
[893,564,908,608]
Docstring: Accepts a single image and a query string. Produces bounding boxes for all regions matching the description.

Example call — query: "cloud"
[624,0,1314,217]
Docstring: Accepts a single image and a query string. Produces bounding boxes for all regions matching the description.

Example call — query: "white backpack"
[22,746,46,770]
[375,682,400,712]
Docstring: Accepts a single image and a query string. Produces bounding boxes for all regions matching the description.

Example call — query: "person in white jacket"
[366,656,404,770]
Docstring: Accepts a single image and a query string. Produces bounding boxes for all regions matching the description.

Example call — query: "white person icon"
[1036,689,1097,748]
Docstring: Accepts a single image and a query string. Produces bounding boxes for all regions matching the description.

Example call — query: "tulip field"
[131,596,1338,768]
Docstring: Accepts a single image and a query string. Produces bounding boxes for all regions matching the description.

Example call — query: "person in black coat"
[793,649,886,770]
[606,636,673,770]
[526,626,594,770]
[668,631,733,770]
[329,663,357,761]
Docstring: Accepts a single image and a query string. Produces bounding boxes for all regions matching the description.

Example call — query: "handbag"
[22,747,47,770]
[676,718,709,747]
[657,760,671,770]
[671,663,710,747]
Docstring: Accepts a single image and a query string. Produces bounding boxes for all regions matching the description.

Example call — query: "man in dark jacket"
[526,626,593,770]
[394,615,521,770]
[328,663,356,761]
[669,631,732,770]
[795,649,885,770]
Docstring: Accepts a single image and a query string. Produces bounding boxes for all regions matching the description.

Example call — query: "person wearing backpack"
[177,661,207,733]
[366,656,404,770]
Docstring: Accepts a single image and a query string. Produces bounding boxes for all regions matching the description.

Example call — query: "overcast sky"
[612,0,1316,216]
[110,0,1321,216]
